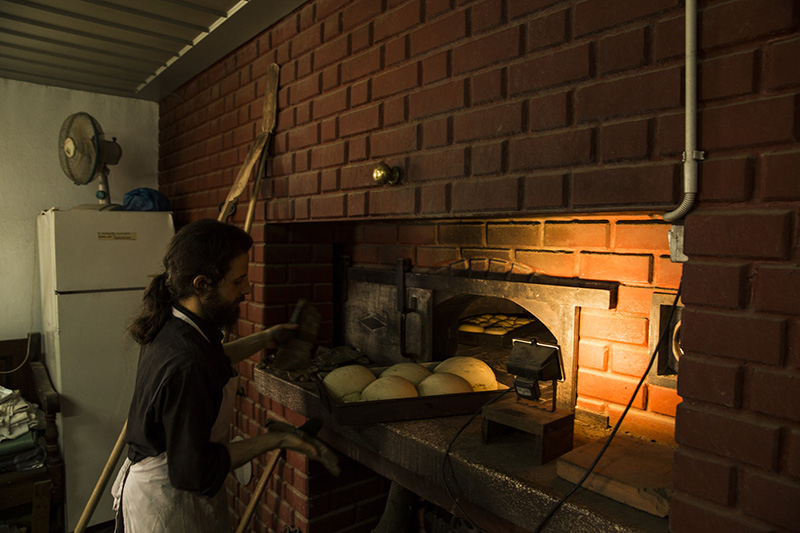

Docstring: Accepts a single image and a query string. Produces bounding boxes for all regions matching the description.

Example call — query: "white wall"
[0,78,159,340]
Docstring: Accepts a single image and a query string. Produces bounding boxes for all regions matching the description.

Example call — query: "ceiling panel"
[0,14,175,64]
[0,0,306,101]
[0,31,157,74]
[0,46,144,83]
[0,53,138,91]
[0,3,195,52]
[100,0,229,25]
[22,0,211,35]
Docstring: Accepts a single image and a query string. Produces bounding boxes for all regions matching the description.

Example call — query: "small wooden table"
[481,395,574,465]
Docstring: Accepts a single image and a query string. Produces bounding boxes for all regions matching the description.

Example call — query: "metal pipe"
[664,0,701,222]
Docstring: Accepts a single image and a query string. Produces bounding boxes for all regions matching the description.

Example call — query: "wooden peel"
[75,64,282,533]
[244,63,280,231]
[221,63,280,227]
[273,299,321,370]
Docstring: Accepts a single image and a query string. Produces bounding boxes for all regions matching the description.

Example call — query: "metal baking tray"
[458,319,544,349]
[316,362,509,425]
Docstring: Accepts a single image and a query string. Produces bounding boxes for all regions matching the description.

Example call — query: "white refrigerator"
[37,208,174,531]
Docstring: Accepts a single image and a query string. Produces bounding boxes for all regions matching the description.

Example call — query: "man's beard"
[201,290,244,329]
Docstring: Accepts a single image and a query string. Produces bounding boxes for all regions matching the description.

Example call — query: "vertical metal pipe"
[664,0,700,222]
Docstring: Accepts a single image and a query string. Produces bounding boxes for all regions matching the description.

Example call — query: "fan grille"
[59,112,101,185]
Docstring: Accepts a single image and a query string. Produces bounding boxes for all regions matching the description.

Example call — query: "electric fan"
[58,112,122,209]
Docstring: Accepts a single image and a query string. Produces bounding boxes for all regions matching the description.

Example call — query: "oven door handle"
[396,258,420,360]
[399,309,420,360]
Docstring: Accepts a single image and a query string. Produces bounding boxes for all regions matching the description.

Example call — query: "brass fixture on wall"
[373,162,401,186]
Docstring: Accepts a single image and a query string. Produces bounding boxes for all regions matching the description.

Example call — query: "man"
[113,219,338,532]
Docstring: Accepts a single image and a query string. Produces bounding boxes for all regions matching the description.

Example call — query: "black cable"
[441,385,516,532]
[532,286,682,533]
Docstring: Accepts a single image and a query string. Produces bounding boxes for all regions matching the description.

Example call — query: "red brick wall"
[158,0,800,531]
[226,222,395,532]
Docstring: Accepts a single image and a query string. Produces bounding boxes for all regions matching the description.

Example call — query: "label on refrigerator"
[98,231,137,240]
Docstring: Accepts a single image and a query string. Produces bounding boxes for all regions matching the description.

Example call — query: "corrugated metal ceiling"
[0,0,303,101]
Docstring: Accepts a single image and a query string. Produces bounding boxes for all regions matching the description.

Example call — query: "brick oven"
[157,0,800,531]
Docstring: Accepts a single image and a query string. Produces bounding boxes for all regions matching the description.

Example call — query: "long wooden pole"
[235,450,282,533]
[74,421,127,533]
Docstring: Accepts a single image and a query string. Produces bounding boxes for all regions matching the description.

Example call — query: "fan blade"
[59,112,101,185]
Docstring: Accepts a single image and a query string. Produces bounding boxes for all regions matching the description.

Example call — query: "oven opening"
[430,295,561,411]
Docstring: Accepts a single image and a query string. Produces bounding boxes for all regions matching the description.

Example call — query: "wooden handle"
[243,133,272,234]
[235,450,283,533]
[75,421,128,533]
[218,133,269,223]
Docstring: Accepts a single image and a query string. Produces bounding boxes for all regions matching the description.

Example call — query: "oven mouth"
[342,260,618,412]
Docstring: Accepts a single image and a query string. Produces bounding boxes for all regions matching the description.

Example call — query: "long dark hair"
[128,219,253,344]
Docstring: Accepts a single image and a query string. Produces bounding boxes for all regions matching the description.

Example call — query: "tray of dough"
[457,314,541,348]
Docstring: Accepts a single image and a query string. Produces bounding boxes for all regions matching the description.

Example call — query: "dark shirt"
[126,304,235,497]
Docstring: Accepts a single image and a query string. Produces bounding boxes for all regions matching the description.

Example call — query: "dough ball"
[380,362,433,386]
[417,373,474,396]
[323,365,376,403]
[360,376,419,401]
[433,357,498,392]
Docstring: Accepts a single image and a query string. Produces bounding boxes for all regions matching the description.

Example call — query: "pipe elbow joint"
[663,192,697,222]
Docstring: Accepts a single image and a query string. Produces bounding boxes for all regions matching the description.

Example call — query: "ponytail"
[128,273,173,345]
[127,219,253,345]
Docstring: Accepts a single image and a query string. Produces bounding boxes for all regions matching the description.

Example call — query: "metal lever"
[396,259,420,359]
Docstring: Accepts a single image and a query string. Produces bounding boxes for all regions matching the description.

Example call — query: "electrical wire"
[0,335,32,375]
[441,385,516,532]
[531,285,683,533]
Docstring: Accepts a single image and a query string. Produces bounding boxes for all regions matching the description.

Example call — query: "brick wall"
[157,0,800,531]
[229,222,394,533]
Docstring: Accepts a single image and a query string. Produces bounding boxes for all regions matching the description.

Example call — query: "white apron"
[112,309,237,532]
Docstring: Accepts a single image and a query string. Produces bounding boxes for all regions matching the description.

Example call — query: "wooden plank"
[556,436,674,517]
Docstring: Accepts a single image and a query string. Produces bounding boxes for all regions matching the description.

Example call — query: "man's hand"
[223,323,299,364]
[226,420,340,476]
[267,420,340,476]
[263,323,298,349]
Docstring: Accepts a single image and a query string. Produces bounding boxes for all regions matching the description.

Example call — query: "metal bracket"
[668,225,689,263]
[682,150,706,162]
